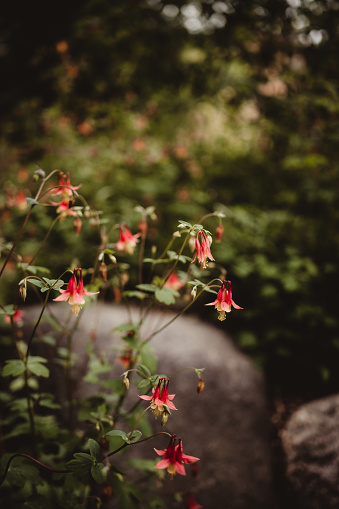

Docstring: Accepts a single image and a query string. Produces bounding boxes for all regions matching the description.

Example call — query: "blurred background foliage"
[1,0,339,396]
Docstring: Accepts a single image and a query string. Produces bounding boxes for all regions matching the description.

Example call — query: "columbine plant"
[0,168,242,509]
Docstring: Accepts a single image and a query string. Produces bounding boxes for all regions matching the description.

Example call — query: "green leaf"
[137,379,151,389]
[123,290,147,300]
[27,357,49,378]
[88,439,101,461]
[18,262,50,275]
[0,304,15,316]
[91,462,104,484]
[135,284,157,293]
[126,430,142,444]
[2,359,26,377]
[106,430,128,441]
[27,279,45,289]
[155,287,179,305]
[136,364,151,379]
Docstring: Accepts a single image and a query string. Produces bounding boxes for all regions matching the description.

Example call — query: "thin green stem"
[0,454,69,488]
[127,405,151,440]
[103,431,171,460]
[141,280,221,346]
[25,289,51,362]
[0,169,59,280]
[28,215,61,266]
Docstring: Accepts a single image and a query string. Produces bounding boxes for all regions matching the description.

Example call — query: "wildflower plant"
[0,168,242,508]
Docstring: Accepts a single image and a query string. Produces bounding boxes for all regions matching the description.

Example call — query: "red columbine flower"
[139,378,177,418]
[53,268,99,314]
[50,172,81,199]
[164,273,185,291]
[154,435,199,476]
[183,494,203,509]
[115,224,141,255]
[206,280,242,321]
[192,231,214,269]
[115,348,135,370]
[4,308,24,326]
[55,199,78,218]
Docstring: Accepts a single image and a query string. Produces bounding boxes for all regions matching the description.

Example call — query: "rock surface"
[27,303,274,508]
[282,394,339,509]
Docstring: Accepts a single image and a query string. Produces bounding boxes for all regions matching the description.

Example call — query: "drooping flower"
[206,280,242,321]
[53,268,99,314]
[154,435,199,476]
[139,378,177,418]
[115,224,141,255]
[183,493,203,509]
[50,172,81,199]
[192,231,214,269]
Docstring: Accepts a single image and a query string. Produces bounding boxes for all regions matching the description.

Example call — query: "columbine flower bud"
[191,286,197,299]
[215,224,224,242]
[196,379,205,395]
[33,168,46,181]
[73,216,82,235]
[123,377,130,390]
[161,410,169,427]
[19,284,27,301]
[100,261,108,281]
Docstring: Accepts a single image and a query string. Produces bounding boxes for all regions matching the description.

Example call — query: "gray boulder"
[27,303,274,508]
[282,394,339,509]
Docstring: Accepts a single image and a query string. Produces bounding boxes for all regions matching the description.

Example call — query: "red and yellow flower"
[139,378,177,418]
[154,435,199,476]
[53,268,99,314]
[192,231,214,269]
[206,280,242,321]
[115,224,141,255]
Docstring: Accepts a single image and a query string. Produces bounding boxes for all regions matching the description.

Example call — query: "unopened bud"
[191,286,197,299]
[215,224,224,242]
[100,261,108,281]
[19,284,27,301]
[123,377,130,390]
[197,379,205,395]
[161,411,169,427]
[73,216,82,235]
[33,168,45,181]
[108,254,117,264]
[100,435,108,451]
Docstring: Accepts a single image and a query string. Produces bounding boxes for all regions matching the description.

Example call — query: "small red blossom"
[206,280,242,321]
[192,231,214,269]
[154,435,199,476]
[5,308,24,326]
[54,199,78,218]
[115,348,135,370]
[50,172,81,199]
[139,378,177,418]
[115,224,141,255]
[183,493,203,509]
[215,224,224,242]
[164,273,185,291]
[53,268,99,314]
